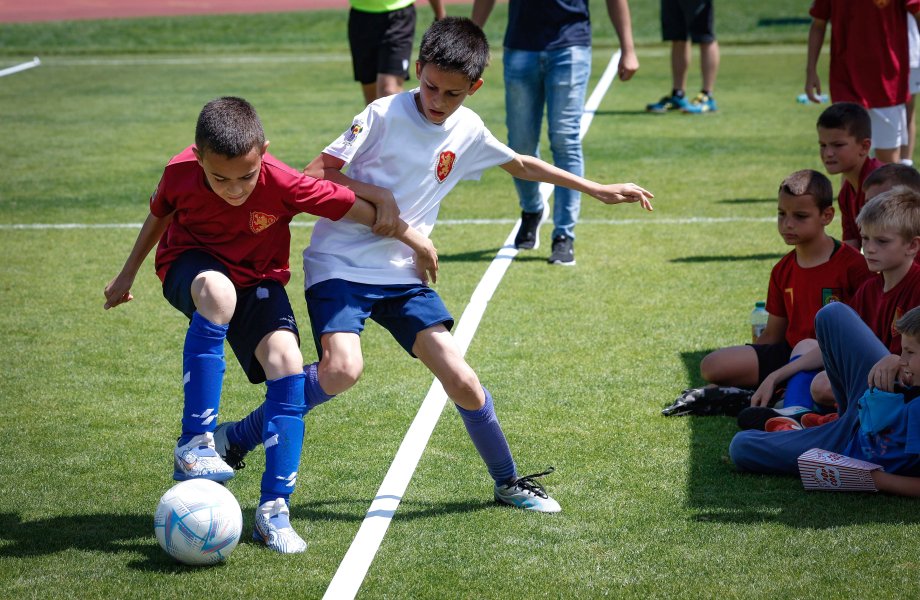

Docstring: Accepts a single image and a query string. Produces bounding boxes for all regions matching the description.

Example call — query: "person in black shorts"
[348,0,445,104]
[645,0,720,114]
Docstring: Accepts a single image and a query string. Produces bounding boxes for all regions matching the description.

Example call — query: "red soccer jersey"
[837,157,882,247]
[849,262,920,354]
[766,240,873,348]
[151,146,355,288]
[810,0,920,108]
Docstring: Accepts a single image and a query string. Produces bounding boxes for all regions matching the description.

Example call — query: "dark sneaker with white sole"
[548,235,575,266]
[514,210,544,249]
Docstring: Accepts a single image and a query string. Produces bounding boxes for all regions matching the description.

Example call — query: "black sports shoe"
[213,421,248,471]
[736,405,812,430]
[548,235,575,266]
[514,210,543,249]
[662,386,755,417]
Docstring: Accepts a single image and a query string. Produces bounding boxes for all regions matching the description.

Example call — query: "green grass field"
[3,2,920,598]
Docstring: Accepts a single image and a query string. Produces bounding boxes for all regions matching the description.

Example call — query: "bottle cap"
[755,301,766,308]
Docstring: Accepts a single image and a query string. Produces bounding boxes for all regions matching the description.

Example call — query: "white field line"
[0,217,775,231]
[321,50,622,600]
[0,57,41,77]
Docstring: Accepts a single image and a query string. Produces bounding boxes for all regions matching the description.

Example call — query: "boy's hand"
[805,72,823,103]
[372,192,400,237]
[594,183,654,211]
[103,273,135,310]
[414,238,439,285]
[751,373,778,407]
[868,354,905,392]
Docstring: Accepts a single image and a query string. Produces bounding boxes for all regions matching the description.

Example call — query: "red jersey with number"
[766,240,872,347]
[849,263,920,354]
[150,146,355,288]
[810,0,920,108]
[837,157,882,248]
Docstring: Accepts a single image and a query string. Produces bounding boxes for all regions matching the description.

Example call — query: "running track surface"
[0,0,473,24]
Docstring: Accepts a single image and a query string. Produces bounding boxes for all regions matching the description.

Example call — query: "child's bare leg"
[699,345,759,388]
[810,371,837,409]
[190,270,236,325]
[317,331,365,395]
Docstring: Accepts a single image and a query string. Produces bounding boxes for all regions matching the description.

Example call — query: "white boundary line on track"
[321,50,622,600]
[0,56,41,77]
[0,217,775,231]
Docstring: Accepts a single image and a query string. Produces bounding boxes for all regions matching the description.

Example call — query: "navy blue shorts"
[661,0,715,43]
[305,278,454,359]
[162,250,300,384]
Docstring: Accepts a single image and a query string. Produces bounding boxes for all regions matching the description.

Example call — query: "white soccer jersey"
[303,90,516,287]
[910,13,920,69]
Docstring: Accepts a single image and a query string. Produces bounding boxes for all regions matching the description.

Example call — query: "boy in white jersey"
[222,17,653,512]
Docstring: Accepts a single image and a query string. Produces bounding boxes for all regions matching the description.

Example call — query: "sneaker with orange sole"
[800,412,839,429]
[764,416,803,432]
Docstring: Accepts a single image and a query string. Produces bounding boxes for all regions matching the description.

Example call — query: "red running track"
[0,0,473,24]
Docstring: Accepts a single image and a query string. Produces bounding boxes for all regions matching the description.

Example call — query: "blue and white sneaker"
[681,92,718,114]
[213,421,248,471]
[494,468,561,513]
[173,432,235,482]
[253,498,307,554]
[646,93,690,113]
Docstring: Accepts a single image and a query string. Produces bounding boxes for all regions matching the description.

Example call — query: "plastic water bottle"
[797,93,829,104]
[751,301,768,342]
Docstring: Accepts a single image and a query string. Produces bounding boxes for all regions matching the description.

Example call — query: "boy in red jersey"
[806,1,920,164]
[752,188,920,427]
[103,97,435,554]
[816,102,883,249]
[694,170,870,410]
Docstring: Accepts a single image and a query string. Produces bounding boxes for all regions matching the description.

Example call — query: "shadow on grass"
[717,197,776,204]
[438,248,501,263]
[675,351,920,529]
[671,253,784,264]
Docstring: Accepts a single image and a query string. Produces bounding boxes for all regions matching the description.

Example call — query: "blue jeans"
[503,45,591,241]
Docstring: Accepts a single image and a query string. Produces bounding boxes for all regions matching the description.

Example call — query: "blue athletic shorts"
[304,278,454,359]
[162,250,300,384]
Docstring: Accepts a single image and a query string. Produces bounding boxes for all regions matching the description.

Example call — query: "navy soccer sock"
[454,387,517,485]
[259,373,306,505]
[179,312,228,445]
[304,362,335,413]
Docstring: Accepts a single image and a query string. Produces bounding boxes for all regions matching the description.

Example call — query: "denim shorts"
[305,278,454,359]
[163,250,299,384]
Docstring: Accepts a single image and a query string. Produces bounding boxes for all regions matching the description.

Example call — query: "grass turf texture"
[3,1,920,598]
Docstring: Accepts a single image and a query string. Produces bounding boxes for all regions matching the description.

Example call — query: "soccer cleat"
[548,235,575,266]
[646,93,690,113]
[681,93,718,114]
[800,412,840,429]
[514,210,544,250]
[494,468,561,513]
[764,416,803,432]
[253,498,307,554]
[173,432,235,482]
[213,421,248,471]
[736,405,812,431]
[662,386,754,417]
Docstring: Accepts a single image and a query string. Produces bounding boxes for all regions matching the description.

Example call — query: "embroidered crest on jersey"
[250,211,278,234]
[344,121,364,144]
[822,288,842,305]
[436,151,456,183]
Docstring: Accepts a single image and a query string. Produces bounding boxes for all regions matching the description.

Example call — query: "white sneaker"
[172,432,235,482]
[253,498,307,554]
[494,468,561,513]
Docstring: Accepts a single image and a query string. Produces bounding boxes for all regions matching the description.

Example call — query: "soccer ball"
[154,479,243,565]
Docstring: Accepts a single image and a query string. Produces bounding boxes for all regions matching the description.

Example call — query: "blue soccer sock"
[179,312,228,445]
[783,355,818,411]
[304,362,335,413]
[259,373,306,505]
[454,387,517,485]
[229,362,335,451]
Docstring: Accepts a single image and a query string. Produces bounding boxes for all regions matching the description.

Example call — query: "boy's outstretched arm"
[804,18,827,103]
[606,0,639,81]
[339,195,439,285]
[500,154,654,211]
[103,211,173,309]
[305,152,400,236]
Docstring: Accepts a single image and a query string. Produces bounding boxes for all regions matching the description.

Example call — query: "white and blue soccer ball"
[154,479,242,565]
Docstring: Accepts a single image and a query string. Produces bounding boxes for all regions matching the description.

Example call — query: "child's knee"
[191,271,236,324]
[443,369,483,407]
[320,352,363,393]
[257,330,304,380]
[810,371,836,407]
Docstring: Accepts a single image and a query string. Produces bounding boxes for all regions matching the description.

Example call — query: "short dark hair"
[195,96,265,158]
[417,16,490,83]
[864,163,920,193]
[816,102,872,141]
[778,169,834,210]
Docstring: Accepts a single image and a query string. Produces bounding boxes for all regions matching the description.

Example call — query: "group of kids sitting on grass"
[670,100,920,497]
[103,18,654,554]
